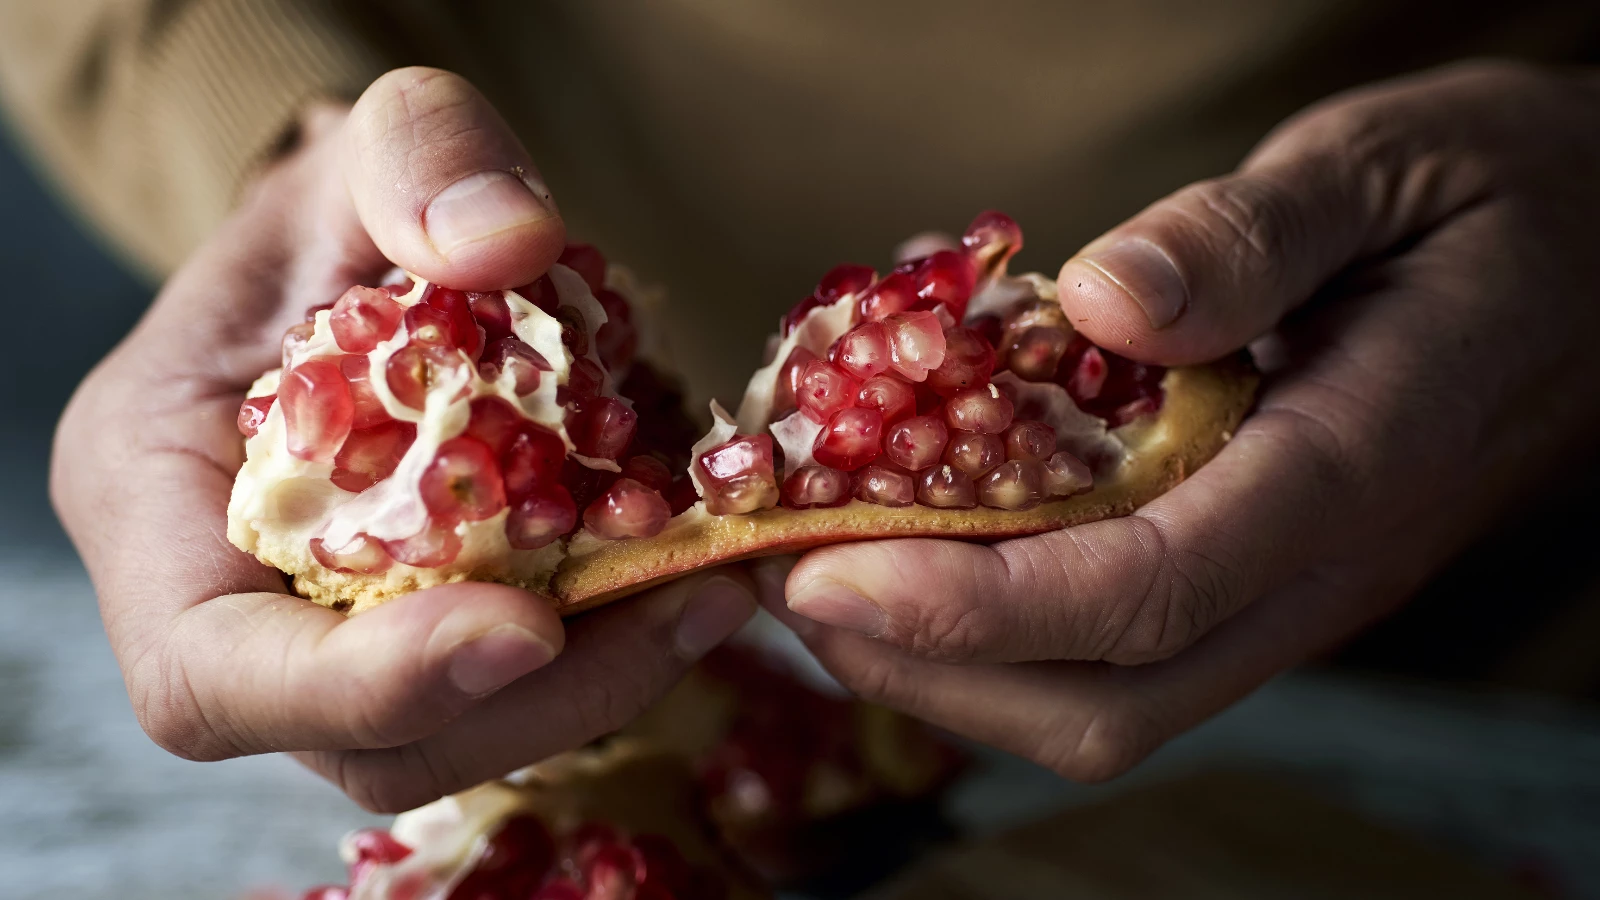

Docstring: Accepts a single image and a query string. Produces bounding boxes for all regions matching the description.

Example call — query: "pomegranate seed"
[304,301,334,323]
[977,460,1045,510]
[668,476,699,515]
[584,478,671,539]
[961,210,1024,269]
[884,415,948,471]
[775,346,817,411]
[467,291,515,343]
[558,356,605,405]
[423,286,485,357]
[1004,420,1056,462]
[501,428,567,499]
[559,243,608,293]
[917,465,977,509]
[346,828,412,884]
[897,250,975,320]
[883,311,947,382]
[816,263,876,302]
[419,437,507,521]
[505,486,577,549]
[856,374,916,425]
[632,834,693,895]
[782,465,850,508]
[1043,451,1093,498]
[329,285,404,353]
[698,435,779,515]
[513,274,559,313]
[1067,346,1109,401]
[280,359,354,463]
[595,288,638,371]
[970,313,1004,348]
[332,421,416,492]
[381,518,462,567]
[620,455,673,492]
[282,321,314,366]
[480,336,551,395]
[309,533,392,575]
[796,360,860,424]
[464,397,530,456]
[555,306,590,356]
[237,395,275,438]
[1006,326,1070,381]
[813,407,884,471]
[385,343,470,410]
[478,815,555,883]
[561,458,616,514]
[835,322,892,380]
[853,463,914,507]
[529,879,585,900]
[944,383,1014,434]
[1111,395,1160,425]
[340,356,389,428]
[943,430,1005,478]
[780,296,822,338]
[857,271,918,321]
[585,843,645,897]
[566,397,637,459]
[925,326,996,396]
[300,886,349,900]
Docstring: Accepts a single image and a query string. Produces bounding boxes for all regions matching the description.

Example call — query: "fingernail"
[448,624,556,697]
[424,171,554,255]
[675,576,756,659]
[1075,238,1189,329]
[787,579,887,637]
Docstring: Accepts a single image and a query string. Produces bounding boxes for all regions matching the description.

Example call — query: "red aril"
[479,336,551,395]
[280,359,354,464]
[796,360,859,424]
[961,210,1023,269]
[1042,451,1092,498]
[897,250,976,320]
[464,397,531,456]
[514,275,559,313]
[780,296,821,338]
[340,356,389,428]
[282,321,314,366]
[857,271,918,321]
[668,476,699,515]
[977,460,1045,510]
[585,843,645,898]
[304,302,335,322]
[1004,420,1056,462]
[816,263,876,303]
[782,465,850,508]
[856,374,916,425]
[595,288,638,372]
[346,828,412,885]
[468,291,515,343]
[419,286,484,357]
[309,533,392,575]
[621,455,673,493]
[555,306,590,357]
[1006,326,1070,381]
[501,427,567,499]
[835,322,892,380]
[1067,346,1108,401]
[917,465,977,509]
[300,887,349,900]
[925,326,995,396]
[381,518,462,567]
[332,421,416,492]
[505,485,577,550]
[419,437,507,521]
[884,415,948,471]
[853,463,914,507]
[584,478,671,539]
[970,313,1003,348]
[1111,395,1159,425]
[565,397,637,459]
[237,395,274,438]
[697,434,779,515]
[631,834,692,896]
[456,815,554,900]
[775,346,817,411]
[560,357,605,405]
[385,343,470,411]
[813,407,884,471]
[943,431,1005,478]
[559,243,608,293]
[329,285,403,353]
[944,383,1014,434]
[883,311,947,382]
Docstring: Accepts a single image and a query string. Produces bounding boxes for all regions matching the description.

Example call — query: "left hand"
[760,61,1600,779]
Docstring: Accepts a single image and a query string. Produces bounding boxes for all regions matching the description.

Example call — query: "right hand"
[51,68,757,813]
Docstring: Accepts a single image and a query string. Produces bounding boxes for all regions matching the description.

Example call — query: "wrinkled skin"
[763,62,1600,780]
[51,68,757,814]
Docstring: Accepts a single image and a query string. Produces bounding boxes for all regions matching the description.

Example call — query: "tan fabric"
[1,1,1597,398]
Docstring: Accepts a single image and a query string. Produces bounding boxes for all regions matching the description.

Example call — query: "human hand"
[51,68,756,813]
[762,61,1600,779]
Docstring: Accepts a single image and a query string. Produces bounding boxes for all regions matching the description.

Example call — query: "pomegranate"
[506,486,578,550]
[795,360,859,424]
[1003,420,1056,462]
[420,437,507,522]
[882,311,946,382]
[917,465,977,509]
[584,478,671,539]
[329,285,403,353]
[943,431,1005,478]
[925,326,995,396]
[566,397,638,460]
[237,395,274,438]
[813,407,884,471]
[280,359,353,463]
[782,465,850,509]
[884,415,948,471]
[697,435,780,516]
[834,322,892,380]
[852,463,914,507]
[976,460,1046,510]
[855,374,915,425]
[332,421,415,492]
[944,383,1014,434]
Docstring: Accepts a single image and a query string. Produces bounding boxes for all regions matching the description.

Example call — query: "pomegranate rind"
[550,356,1256,614]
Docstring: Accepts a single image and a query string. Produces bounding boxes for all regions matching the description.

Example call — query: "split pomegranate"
[925,326,995,396]
[481,336,552,395]
[341,355,388,428]
[834,322,892,380]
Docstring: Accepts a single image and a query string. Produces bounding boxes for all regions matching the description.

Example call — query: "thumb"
[1057,85,1484,365]
[342,67,565,290]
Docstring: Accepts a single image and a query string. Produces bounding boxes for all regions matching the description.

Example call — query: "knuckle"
[898,597,990,663]
[1173,176,1298,284]
[1098,518,1245,664]
[126,640,234,762]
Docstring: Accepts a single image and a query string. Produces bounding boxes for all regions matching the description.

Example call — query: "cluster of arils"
[299,817,725,900]
[693,212,1163,518]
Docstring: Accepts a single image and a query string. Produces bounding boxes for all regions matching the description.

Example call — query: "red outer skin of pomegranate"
[550,355,1257,615]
